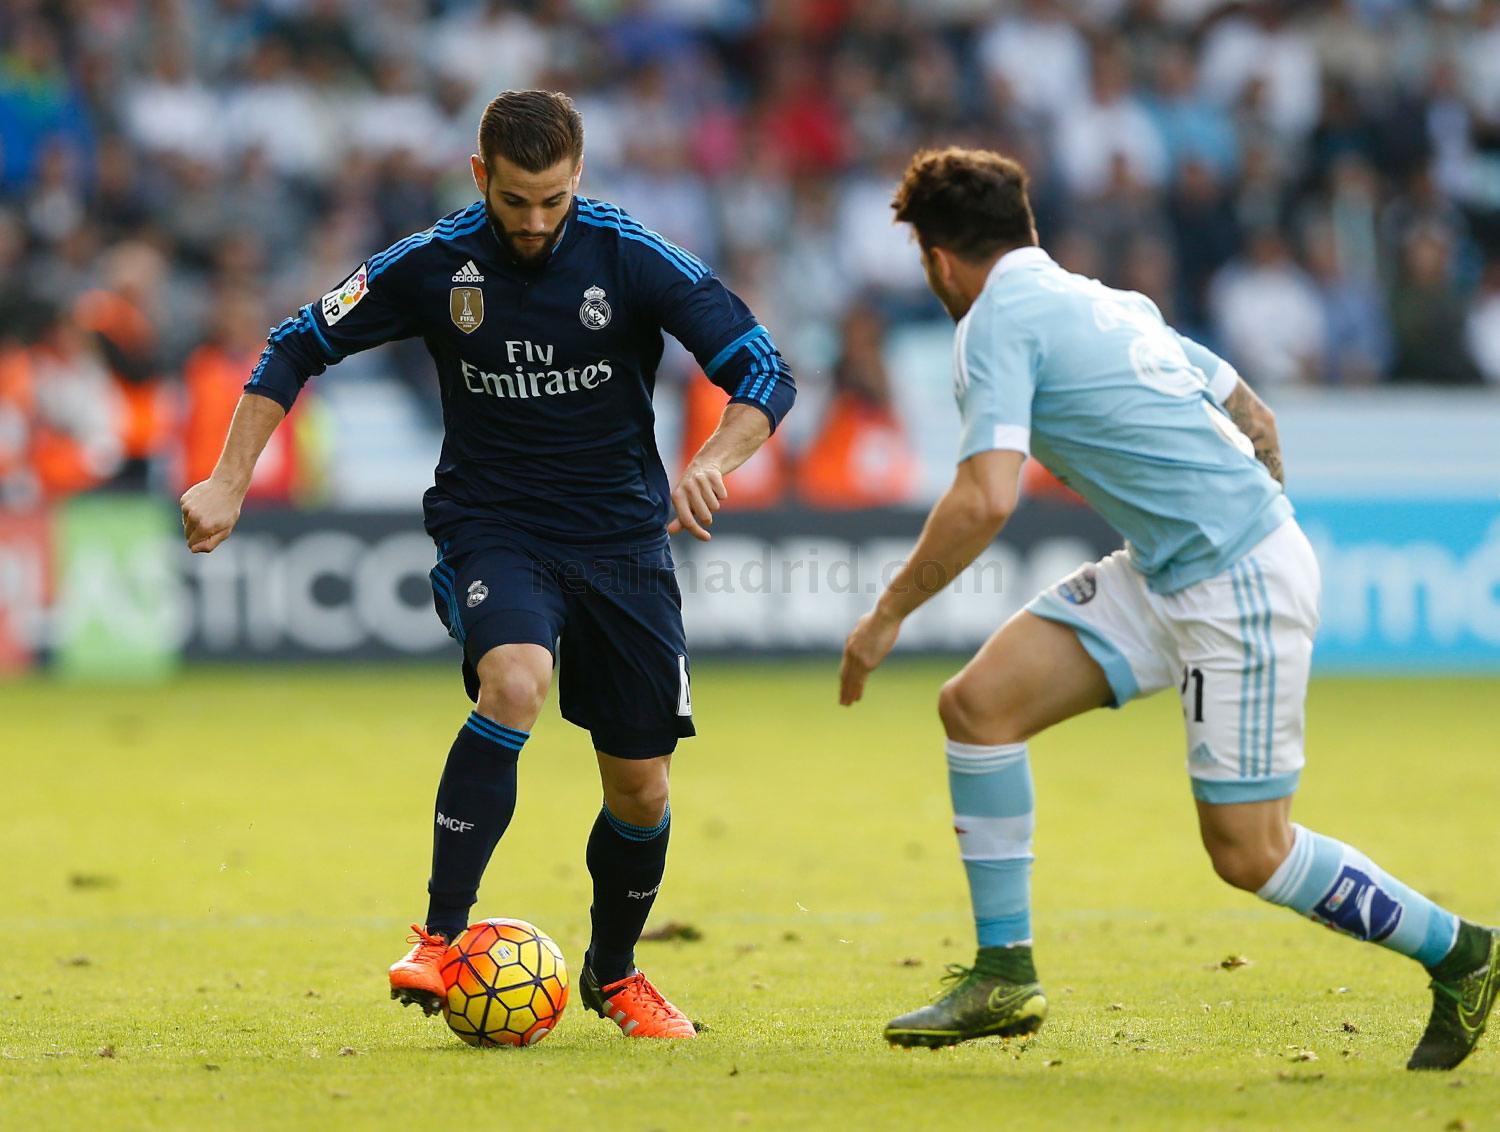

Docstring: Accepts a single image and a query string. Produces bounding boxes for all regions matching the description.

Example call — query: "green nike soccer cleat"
[884,946,1047,1049]
[1408,925,1500,1071]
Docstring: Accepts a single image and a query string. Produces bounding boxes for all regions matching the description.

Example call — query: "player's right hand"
[839,608,902,706]
[667,459,727,541]
[179,478,243,554]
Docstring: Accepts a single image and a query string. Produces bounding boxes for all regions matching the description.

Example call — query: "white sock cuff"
[1256,822,1310,904]
[946,739,1027,774]
[948,740,1032,773]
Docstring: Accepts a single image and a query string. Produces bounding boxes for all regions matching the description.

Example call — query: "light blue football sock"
[947,739,1034,949]
[1257,824,1459,968]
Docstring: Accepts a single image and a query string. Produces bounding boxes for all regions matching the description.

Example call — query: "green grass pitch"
[2,662,1497,1130]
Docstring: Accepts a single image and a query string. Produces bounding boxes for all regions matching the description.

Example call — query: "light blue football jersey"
[955,246,1292,594]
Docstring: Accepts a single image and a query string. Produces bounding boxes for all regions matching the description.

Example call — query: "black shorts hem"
[458,612,559,702]
[462,609,557,666]
[567,716,696,759]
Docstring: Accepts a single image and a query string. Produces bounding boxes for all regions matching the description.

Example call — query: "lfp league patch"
[321,263,368,326]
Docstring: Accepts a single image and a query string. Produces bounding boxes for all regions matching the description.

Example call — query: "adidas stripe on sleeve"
[578,197,795,431]
[245,204,485,410]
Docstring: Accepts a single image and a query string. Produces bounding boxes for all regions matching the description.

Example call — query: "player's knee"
[476,665,548,724]
[937,675,1023,745]
[1205,841,1284,893]
[602,771,669,827]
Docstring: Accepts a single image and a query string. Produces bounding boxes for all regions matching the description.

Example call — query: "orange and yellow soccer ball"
[440,918,569,1047]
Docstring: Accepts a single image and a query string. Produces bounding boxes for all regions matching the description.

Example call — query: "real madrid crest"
[450,286,484,334]
[579,284,611,330]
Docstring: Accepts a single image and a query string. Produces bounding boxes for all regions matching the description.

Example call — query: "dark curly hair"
[478,90,584,174]
[891,147,1035,263]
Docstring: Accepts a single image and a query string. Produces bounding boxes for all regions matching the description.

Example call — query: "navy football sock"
[584,804,671,984]
[424,712,527,942]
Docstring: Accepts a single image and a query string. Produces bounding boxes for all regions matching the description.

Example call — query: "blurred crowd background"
[4,0,1500,514]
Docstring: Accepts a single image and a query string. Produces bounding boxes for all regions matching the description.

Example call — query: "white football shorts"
[1026,518,1322,804]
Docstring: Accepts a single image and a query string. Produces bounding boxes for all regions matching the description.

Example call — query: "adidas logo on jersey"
[451,260,485,283]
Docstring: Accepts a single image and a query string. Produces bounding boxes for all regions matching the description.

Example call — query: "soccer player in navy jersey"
[179,90,795,1038]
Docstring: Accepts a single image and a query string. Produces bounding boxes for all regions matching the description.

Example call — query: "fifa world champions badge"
[450,286,484,334]
[579,285,612,330]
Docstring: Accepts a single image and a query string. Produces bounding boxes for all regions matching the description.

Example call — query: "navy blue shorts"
[429,524,694,759]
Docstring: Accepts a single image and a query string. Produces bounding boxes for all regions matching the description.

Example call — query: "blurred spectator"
[1055,44,1168,199]
[1051,228,1107,281]
[181,286,304,500]
[1145,41,1238,179]
[1,0,1498,516]
[0,18,94,192]
[353,59,445,168]
[73,241,171,488]
[837,145,929,302]
[1232,143,1291,236]
[1460,0,1500,126]
[798,304,917,509]
[1465,259,1500,384]
[1119,234,1180,324]
[1309,155,1382,287]
[1167,158,1241,334]
[1305,81,1379,190]
[1305,222,1389,385]
[1073,155,1171,283]
[754,48,850,177]
[1389,224,1481,385]
[23,139,86,247]
[221,39,333,181]
[91,135,152,240]
[1381,165,1471,282]
[776,177,850,356]
[4,306,125,502]
[0,211,28,335]
[123,45,222,164]
[1210,228,1327,386]
[1199,3,1322,139]
[1307,0,1393,98]
[430,0,550,94]
[976,0,1090,129]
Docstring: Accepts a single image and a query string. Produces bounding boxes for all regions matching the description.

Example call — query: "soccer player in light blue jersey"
[838,148,1497,1068]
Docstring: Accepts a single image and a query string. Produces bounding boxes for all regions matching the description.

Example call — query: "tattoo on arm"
[1222,380,1285,486]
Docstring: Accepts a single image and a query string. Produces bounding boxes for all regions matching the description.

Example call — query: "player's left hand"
[840,608,901,706]
[668,461,727,541]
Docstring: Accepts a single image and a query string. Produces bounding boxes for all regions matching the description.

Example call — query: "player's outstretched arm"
[1221,378,1284,486]
[668,403,771,541]
[179,392,286,554]
[839,449,1024,705]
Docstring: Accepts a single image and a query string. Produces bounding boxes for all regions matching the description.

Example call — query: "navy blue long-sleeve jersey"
[245,196,795,545]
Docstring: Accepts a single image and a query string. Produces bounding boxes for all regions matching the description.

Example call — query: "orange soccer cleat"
[580,966,698,1039]
[389,924,449,1016]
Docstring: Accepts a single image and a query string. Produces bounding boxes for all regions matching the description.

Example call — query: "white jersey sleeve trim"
[990,424,1030,455]
[952,311,973,393]
[1207,360,1240,404]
